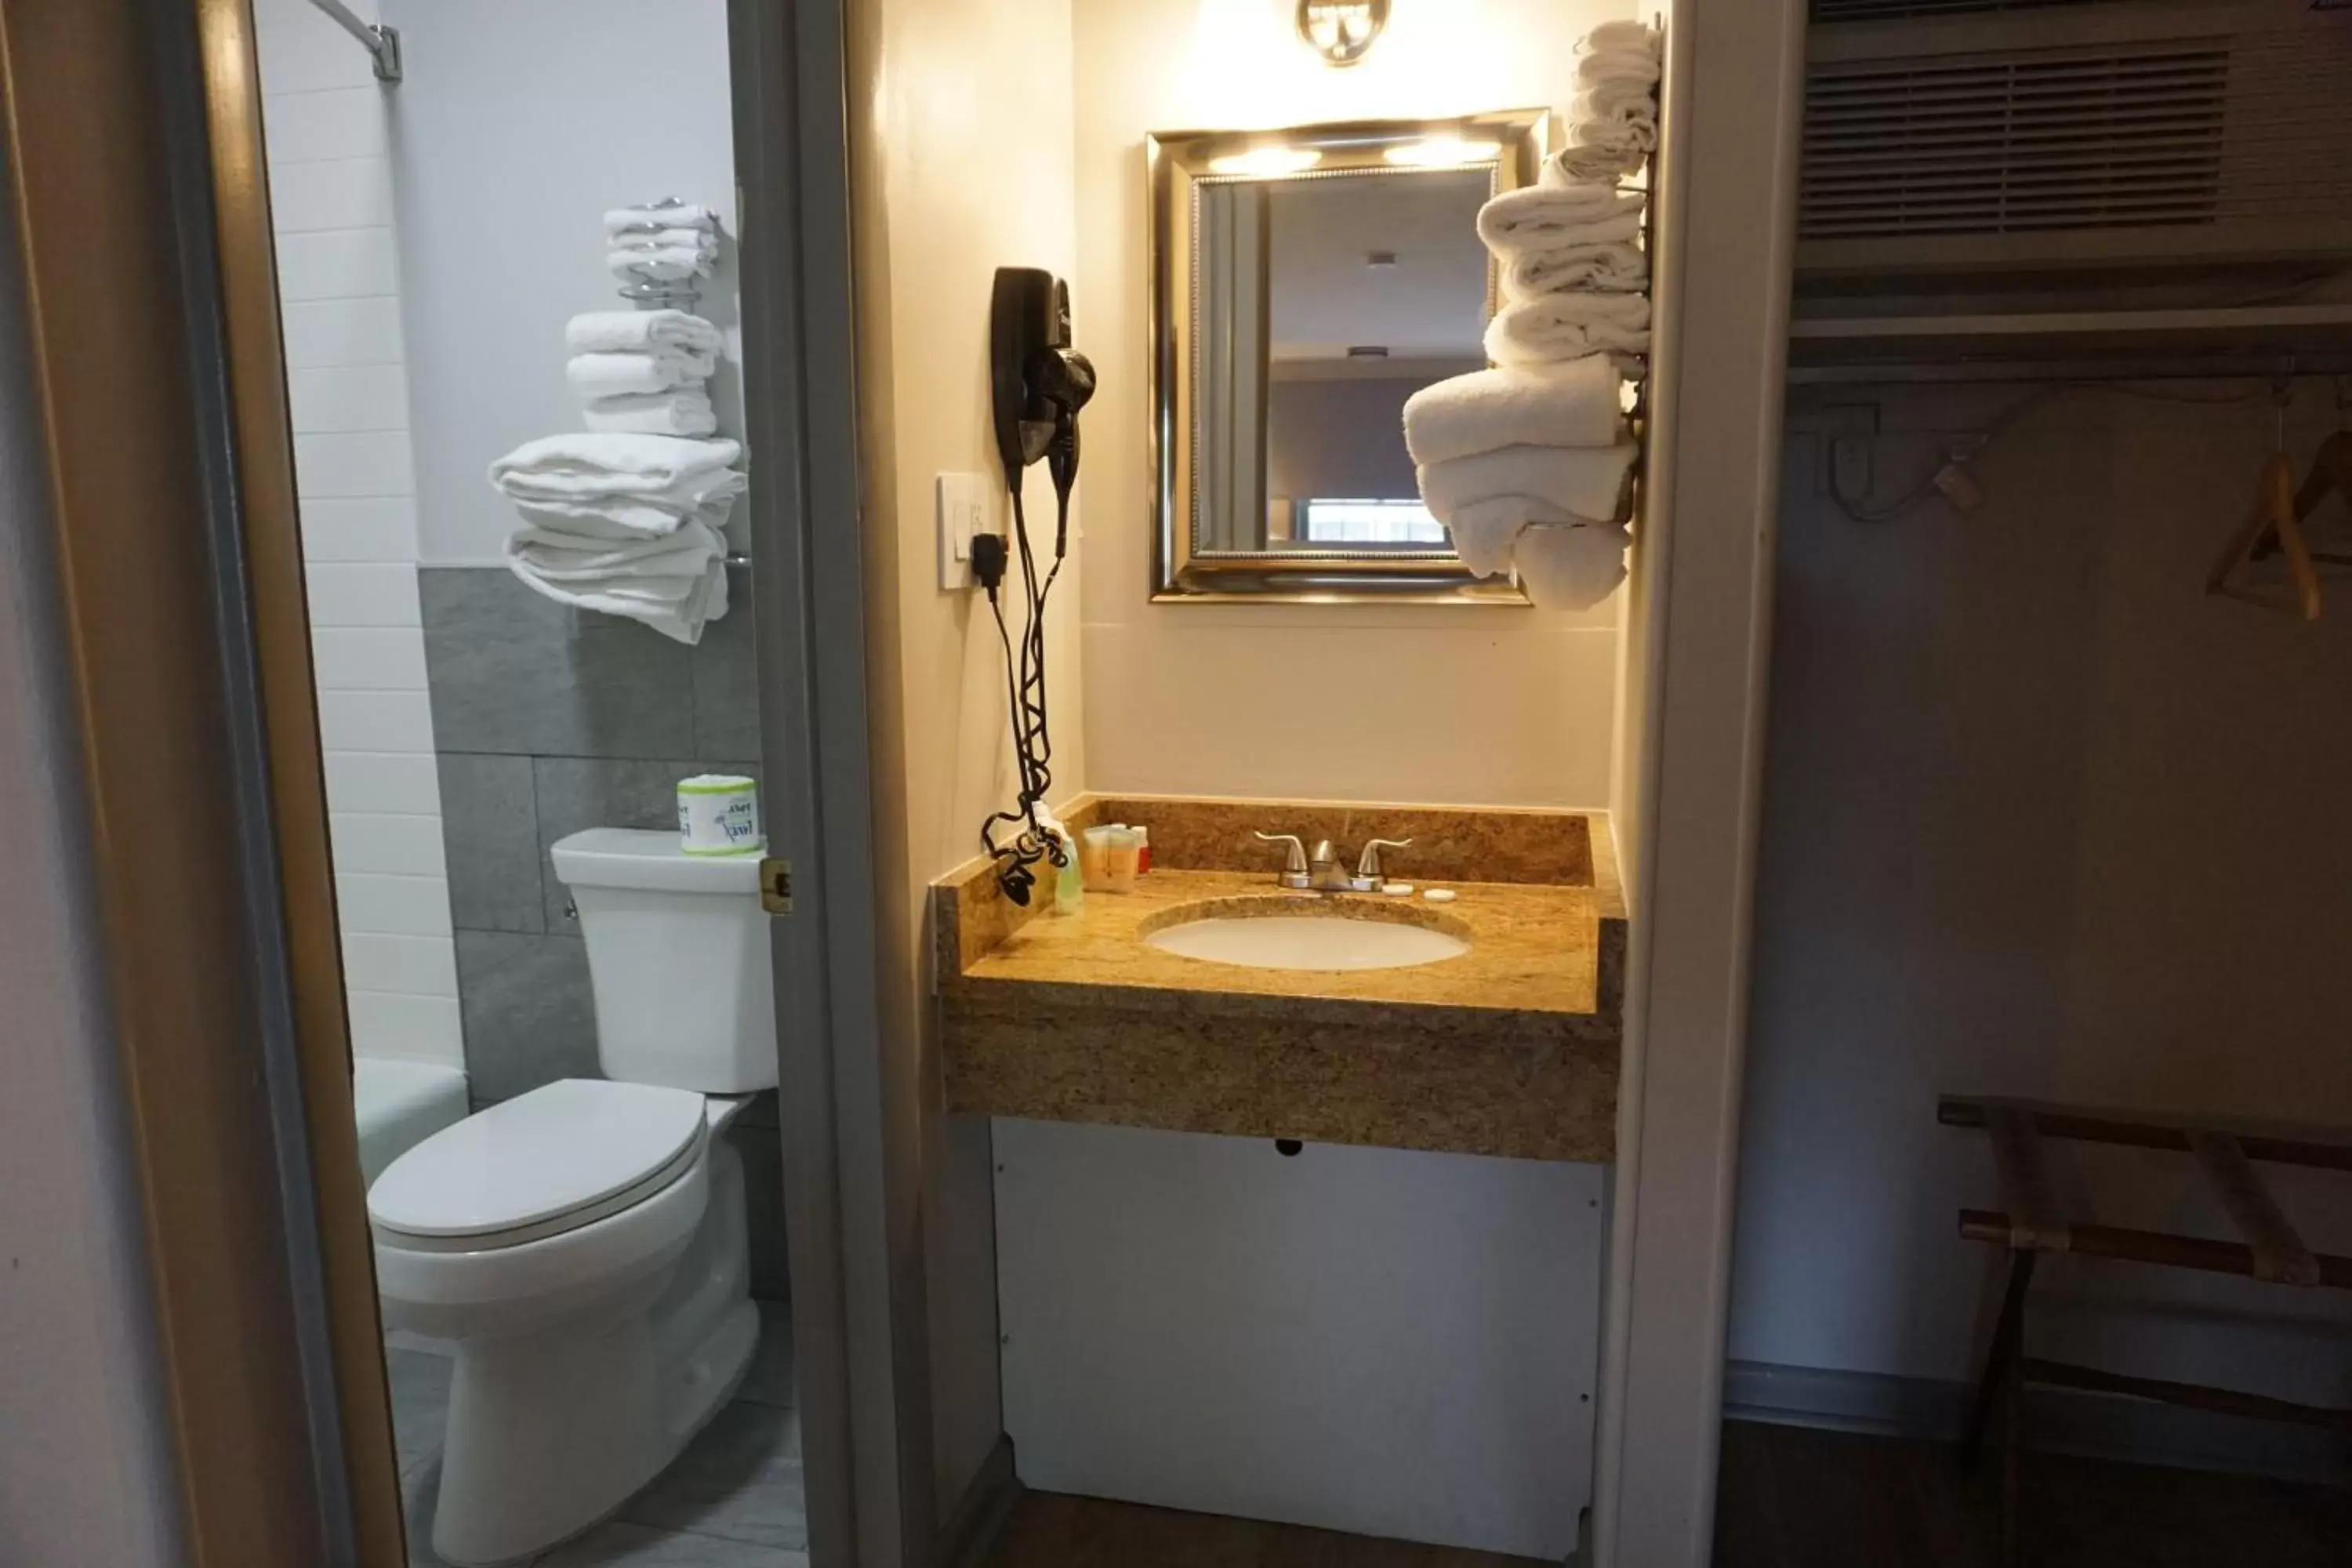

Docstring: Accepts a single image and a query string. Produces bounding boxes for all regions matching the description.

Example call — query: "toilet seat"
[371,1079,709,1252]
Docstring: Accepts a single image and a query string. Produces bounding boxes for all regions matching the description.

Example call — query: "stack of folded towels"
[565,308,722,437]
[489,434,745,645]
[1403,20,1661,610]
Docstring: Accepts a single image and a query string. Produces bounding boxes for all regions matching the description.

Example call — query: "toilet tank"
[548,828,779,1093]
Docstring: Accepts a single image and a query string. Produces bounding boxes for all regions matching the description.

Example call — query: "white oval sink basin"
[1145,914,1469,971]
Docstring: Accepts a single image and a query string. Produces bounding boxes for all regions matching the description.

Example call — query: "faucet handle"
[1253,830,1310,888]
[1355,837,1414,880]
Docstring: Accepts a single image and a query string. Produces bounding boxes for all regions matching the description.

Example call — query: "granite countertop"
[935,799,1625,1163]
[951,869,1607,1025]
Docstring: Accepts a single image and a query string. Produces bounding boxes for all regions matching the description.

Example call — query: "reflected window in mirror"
[1149,112,1549,601]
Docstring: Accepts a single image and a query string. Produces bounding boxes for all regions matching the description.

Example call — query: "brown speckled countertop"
[937,798,1624,1163]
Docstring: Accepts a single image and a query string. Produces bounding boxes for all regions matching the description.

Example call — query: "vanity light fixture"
[1296,0,1389,67]
[1382,136,1501,169]
[1207,146,1323,176]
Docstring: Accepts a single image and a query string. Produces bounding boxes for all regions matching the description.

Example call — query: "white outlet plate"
[937,471,989,590]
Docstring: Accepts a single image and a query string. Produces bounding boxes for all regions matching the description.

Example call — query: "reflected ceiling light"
[1208,146,1323,176]
[1383,137,1501,169]
[1297,0,1390,67]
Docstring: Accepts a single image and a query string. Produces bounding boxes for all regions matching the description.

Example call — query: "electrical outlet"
[937,472,989,590]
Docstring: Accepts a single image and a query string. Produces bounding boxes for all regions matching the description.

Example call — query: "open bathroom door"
[729,2,931,1565]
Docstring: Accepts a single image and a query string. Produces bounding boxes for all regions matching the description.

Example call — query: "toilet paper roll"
[677,774,763,856]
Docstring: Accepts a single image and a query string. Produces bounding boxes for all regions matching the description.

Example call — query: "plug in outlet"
[936,472,989,590]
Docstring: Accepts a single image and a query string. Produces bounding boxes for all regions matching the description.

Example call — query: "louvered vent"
[1813,0,2154,22]
[1801,42,2229,240]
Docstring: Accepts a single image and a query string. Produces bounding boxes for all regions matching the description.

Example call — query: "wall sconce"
[1296,0,1389,67]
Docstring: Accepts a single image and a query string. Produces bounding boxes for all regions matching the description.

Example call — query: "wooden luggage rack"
[1941,1094,2352,1560]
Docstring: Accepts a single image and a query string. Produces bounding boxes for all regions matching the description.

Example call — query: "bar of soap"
[1423,887,1457,903]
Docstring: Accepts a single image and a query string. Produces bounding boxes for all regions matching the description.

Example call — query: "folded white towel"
[1443,495,1584,579]
[583,389,720,437]
[506,549,730,645]
[489,434,742,497]
[610,226,717,252]
[1503,241,1647,300]
[566,350,716,397]
[1417,441,1639,524]
[1513,521,1630,610]
[510,485,741,540]
[564,310,724,357]
[1402,357,1624,466]
[1476,184,1647,257]
[604,203,720,239]
[1581,20,1661,58]
[1485,292,1652,366]
[507,517,725,582]
[607,246,716,284]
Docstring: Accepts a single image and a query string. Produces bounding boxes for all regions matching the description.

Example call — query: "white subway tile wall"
[260,0,462,1069]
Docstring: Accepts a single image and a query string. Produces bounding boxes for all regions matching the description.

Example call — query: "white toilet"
[368,828,779,1566]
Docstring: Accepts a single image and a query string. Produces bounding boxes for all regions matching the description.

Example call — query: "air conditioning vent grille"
[1813,0,2157,22]
[1800,42,2229,239]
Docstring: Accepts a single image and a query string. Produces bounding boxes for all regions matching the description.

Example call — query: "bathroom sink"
[1144,911,1469,971]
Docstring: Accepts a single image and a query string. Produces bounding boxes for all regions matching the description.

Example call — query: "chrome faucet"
[1254,831,1414,893]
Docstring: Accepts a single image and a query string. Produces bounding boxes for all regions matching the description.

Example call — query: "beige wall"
[1073,0,1637,810]
[1731,383,2352,1403]
[848,0,1083,1524]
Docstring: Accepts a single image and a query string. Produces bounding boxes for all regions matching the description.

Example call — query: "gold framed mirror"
[1147,110,1551,603]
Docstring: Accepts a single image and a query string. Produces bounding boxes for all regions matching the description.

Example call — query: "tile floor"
[390,1298,805,1568]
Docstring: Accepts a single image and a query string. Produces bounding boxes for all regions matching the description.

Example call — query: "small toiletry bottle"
[1080,826,1115,891]
[1133,825,1152,874]
[1105,827,1141,894]
[1053,827,1083,915]
[1036,807,1083,916]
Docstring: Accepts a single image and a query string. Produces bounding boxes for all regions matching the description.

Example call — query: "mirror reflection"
[1196,169,1490,554]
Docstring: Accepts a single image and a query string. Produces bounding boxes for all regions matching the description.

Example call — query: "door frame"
[1588,2,1808,1565]
[20,0,909,1563]
[729,0,931,1563]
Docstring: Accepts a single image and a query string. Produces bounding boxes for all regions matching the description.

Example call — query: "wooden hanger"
[2207,383,2321,622]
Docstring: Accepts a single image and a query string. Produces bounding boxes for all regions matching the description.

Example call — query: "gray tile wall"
[422,565,787,1298]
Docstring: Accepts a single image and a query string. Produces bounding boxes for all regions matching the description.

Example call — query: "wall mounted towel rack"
[612,195,714,315]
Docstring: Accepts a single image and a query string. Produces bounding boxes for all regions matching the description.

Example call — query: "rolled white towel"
[606,245,717,284]
[1484,292,1652,366]
[1417,441,1639,524]
[583,389,720,438]
[565,309,723,357]
[1581,20,1661,58]
[489,433,742,497]
[1513,521,1630,611]
[1577,46,1661,92]
[1402,357,1624,466]
[1544,143,1648,185]
[566,350,716,397]
[1476,184,1646,258]
[603,203,720,238]
[610,226,717,252]
[1443,495,1585,579]
[1571,82,1660,156]
[1503,241,1647,300]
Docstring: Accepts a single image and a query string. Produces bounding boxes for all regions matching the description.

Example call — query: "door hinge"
[759,856,793,915]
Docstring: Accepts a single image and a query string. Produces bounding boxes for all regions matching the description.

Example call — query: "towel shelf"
[611,195,715,315]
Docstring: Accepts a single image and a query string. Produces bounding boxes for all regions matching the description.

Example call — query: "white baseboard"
[1723,1360,2348,1486]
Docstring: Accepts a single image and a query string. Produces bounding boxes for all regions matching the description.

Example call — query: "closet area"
[1719,0,2352,1563]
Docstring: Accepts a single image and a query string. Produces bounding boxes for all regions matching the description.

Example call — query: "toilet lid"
[368,1079,707,1241]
